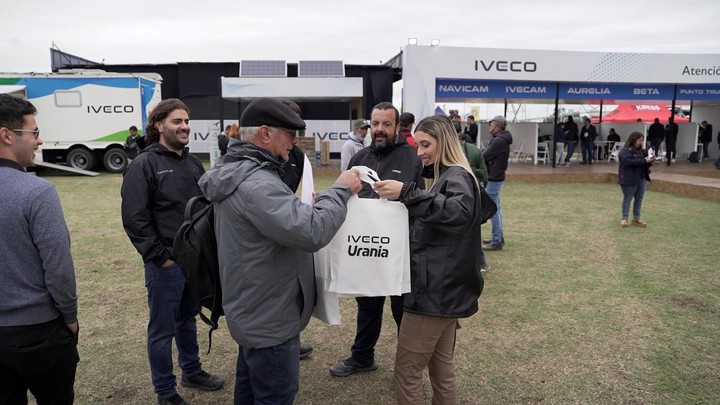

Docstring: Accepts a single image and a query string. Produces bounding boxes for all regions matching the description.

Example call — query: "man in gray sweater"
[0,94,79,403]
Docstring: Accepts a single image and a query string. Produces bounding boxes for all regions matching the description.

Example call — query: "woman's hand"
[373,180,403,200]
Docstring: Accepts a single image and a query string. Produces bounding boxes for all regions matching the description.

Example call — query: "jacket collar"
[144,142,190,159]
[0,157,25,172]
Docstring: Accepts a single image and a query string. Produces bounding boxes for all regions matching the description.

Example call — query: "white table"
[594,141,614,161]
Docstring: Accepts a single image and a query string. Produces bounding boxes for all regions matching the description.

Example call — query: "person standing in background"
[563,116,579,165]
[647,118,665,157]
[218,124,231,156]
[341,119,370,170]
[554,122,566,165]
[665,117,679,165]
[579,117,597,164]
[125,125,142,161]
[618,131,655,228]
[482,115,512,251]
[398,112,417,147]
[700,121,712,159]
[464,115,479,144]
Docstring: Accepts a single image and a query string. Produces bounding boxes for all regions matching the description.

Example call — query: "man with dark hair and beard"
[330,102,424,377]
[121,99,224,405]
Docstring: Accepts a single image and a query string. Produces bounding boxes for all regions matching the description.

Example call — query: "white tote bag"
[306,156,344,325]
[327,196,410,297]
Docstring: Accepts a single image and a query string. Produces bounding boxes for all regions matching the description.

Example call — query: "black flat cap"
[241,98,306,130]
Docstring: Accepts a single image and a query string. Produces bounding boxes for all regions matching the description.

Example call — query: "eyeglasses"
[12,128,40,139]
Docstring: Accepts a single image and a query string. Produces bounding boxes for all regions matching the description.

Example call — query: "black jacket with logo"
[400,165,484,318]
[347,135,425,198]
[121,143,205,266]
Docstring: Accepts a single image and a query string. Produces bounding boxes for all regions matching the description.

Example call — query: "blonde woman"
[374,115,484,404]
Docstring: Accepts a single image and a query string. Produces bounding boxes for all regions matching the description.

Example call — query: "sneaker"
[631,219,647,228]
[671,159,676,163]
[621,219,628,227]
[480,263,491,273]
[482,243,503,251]
[300,345,313,360]
[158,394,188,405]
[482,238,504,246]
[329,357,378,377]
[180,370,224,391]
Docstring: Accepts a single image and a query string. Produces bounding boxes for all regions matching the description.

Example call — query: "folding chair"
[536,142,549,164]
[510,141,525,163]
[608,143,621,162]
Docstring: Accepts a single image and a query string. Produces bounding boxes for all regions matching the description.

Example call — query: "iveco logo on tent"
[475,60,537,73]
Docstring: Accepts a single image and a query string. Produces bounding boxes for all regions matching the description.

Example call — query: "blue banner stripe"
[436,79,556,99]
[18,78,138,98]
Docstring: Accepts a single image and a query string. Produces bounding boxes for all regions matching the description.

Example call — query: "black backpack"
[688,151,699,163]
[173,196,222,353]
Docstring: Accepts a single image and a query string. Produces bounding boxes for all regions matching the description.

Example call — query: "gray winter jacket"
[198,141,352,348]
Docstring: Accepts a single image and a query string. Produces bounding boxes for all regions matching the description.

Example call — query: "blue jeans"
[144,261,202,398]
[620,180,646,219]
[486,181,504,245]
[565,141,577,163]
[554,142,565,165]
[581,142,594,163]
[234,335,300,405]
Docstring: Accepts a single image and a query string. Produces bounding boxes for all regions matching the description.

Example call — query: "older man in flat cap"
[198,98,361,404]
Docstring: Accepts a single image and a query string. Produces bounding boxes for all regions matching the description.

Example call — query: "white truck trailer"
[0,70,162,172]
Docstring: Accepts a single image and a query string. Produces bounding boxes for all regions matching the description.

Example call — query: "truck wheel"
[67,148,97,171]
[103,148,128,173]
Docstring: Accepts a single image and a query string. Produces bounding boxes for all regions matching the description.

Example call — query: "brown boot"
[621,219,628,227]
[631,219,647,228]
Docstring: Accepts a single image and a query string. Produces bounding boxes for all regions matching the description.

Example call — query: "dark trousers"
[665,136,677,165]
[701,141,710,158]
[350,295,404,366]
[650,139,663,156]
[581,142,594,163]
[565,141,577,163]
[144,261,202,398]
[0,317,79,405]
[234,336,300,405]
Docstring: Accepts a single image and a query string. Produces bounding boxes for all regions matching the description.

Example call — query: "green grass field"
[46,173,719,404]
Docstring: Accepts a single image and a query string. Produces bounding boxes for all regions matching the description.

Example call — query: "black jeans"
[350,295,404,366]
[0,317,79,405]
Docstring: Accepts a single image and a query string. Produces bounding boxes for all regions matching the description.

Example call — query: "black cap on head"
[129,125,138,131]
[399,112,415,125]
[241,98,306,130]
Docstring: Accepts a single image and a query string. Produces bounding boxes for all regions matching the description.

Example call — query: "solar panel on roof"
[298,61,345,77]
[240,60,286,77]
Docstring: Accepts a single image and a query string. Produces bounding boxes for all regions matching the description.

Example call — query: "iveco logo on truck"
[475,60,537,73]
[87,105,134,113]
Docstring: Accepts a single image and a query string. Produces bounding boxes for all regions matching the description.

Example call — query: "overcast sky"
[3,0,719,73]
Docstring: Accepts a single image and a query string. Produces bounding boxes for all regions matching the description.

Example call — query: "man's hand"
[66,320,79,336]
[336,169,362,195]
[162,259,175,268]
